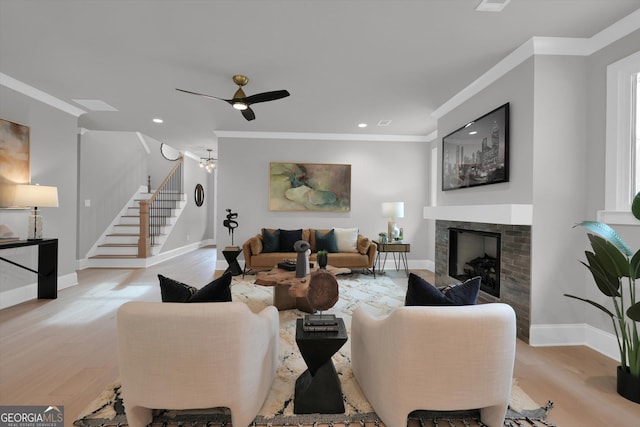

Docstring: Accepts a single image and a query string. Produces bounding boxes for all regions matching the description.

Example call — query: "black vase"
[317,254,328,269]
[617,366,640,404]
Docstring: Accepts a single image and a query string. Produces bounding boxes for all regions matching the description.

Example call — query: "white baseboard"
[0,272,78,310]
[530,323,620,362]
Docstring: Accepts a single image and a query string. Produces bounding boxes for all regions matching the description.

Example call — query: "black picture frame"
[442,103,509,191]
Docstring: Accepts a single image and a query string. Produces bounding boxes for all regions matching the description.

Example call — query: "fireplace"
[435,220,531,343]
[448,228,501,297]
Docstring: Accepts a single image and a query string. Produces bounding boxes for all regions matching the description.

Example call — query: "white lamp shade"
[13,184,59,208]
[382,201,404,219]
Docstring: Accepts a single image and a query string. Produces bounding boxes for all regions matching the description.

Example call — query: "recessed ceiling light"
[358,123,367,128]
[72,98,118,111]
[469,131,478,135]
[153,118,164,124]
[475,0,511,13]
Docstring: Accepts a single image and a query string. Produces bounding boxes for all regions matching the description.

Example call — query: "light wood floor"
[1,246,638,426]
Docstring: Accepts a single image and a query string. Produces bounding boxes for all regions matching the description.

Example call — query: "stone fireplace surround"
[434,219,532,343]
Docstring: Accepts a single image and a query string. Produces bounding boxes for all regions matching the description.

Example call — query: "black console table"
[0,239,58,299]
[294,317,347,414]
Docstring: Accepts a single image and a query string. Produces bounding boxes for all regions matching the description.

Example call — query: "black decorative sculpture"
[223,209,238,246]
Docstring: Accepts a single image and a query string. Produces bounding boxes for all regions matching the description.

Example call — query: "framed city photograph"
[269,162,351,212]
[442,103,509,191]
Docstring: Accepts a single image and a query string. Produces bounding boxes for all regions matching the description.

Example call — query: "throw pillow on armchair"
[405,273,480,306]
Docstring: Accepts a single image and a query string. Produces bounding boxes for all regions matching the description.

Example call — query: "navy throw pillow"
[442,276,481,305]
[158,272,232,303]
[405,273,481,306]
[279,229,303,252]
[315,229,339,253]
[405,273,453,306]
[262,229,281,253]
[158,274,197,302]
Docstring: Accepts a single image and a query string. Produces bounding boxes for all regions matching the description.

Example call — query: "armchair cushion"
[405,273,480,306]
[158,272,232,303]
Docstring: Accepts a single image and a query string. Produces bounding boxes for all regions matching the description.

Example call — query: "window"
[603,51,640,224]
[634,72,639,196]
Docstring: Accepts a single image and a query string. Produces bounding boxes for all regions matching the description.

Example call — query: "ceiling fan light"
[232,102,248,110]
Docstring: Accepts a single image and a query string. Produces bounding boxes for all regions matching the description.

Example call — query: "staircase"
[85,187,186,268]
[85,158,186,268]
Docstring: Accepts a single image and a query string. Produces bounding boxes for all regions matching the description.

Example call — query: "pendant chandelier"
[199,149,217,173]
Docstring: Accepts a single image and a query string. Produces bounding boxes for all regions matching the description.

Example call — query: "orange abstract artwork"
[0,118,30,207]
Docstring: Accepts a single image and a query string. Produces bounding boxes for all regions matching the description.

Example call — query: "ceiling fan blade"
[176,88,230,104]
[243,90,290,105]
[241,107,256,121]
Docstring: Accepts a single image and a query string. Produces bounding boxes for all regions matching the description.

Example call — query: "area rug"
[74,274,556,427]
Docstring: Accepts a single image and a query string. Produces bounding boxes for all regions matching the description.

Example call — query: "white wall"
[77,130,215,258]
[216,137,432,269]
[436,58,535,207]
[0,86,79,299]
[431,29,640,357]
[530,55,589,327]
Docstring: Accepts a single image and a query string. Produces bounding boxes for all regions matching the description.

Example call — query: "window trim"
[602,51,640,225]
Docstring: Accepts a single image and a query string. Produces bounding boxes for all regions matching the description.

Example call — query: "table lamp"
[13,184,59,240]
[382,201,404,241]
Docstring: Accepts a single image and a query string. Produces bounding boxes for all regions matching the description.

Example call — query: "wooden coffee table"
[255,265,350,313]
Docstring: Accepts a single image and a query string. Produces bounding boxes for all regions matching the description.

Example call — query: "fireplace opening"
[448,228,501,298]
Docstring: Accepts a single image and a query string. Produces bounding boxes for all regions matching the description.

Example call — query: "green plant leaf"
[628,302,640,322]
[588,234,630,278]
[581,258,621,297]
[632,249,640,280]
[632,192,640,221]
[565,294,615,318]
[576,221,633,257]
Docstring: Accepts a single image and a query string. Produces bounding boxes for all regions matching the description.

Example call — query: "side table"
[294,317,347,414]
[222,247,242,276]
[374,240,410,276]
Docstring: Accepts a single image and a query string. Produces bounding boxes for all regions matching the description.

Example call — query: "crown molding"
[432,9,640,119]
[0,72,86,117]
[214,130,431,142]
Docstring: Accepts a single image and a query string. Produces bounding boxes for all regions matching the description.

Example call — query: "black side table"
[294,317,347,414]
[222,247,242,276]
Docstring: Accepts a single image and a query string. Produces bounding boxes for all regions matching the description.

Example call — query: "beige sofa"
[242,228,377,273]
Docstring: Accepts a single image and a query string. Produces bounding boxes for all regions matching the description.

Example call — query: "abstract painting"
[0,118,30,207]
[269,162,351,212]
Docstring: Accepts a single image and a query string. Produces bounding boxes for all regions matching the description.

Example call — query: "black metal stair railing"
[138,158,184,257]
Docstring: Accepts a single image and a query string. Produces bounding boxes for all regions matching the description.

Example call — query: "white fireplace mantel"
[423,204,533,226]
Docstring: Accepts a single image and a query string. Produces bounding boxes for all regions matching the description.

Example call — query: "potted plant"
[565,191,640,403]
[317,250,328,269]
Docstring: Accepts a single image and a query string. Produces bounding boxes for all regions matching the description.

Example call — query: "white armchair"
[351,303,516,427]
[117,301,279,427]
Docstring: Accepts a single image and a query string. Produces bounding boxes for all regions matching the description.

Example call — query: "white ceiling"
[1,0,639,158]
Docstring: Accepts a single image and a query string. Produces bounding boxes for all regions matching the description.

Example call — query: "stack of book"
[303,314,339,332]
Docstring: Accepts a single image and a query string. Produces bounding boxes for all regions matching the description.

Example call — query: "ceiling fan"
[176,75,290,121]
